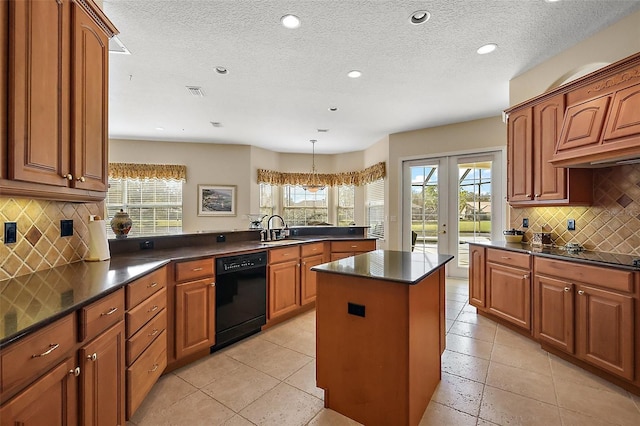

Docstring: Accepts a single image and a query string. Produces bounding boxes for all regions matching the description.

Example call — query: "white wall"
[510,10,640,105]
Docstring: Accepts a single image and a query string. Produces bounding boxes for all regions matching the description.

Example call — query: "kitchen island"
[312,250,453,426]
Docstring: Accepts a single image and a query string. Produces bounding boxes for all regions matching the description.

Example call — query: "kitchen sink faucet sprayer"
[266,215,286,241]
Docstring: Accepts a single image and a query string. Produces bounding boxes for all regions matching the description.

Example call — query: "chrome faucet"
[266,215,286,241]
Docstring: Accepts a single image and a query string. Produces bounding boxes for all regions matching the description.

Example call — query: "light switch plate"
[61,220,73,237]
[522,218,529,228]
[568,219,576,231]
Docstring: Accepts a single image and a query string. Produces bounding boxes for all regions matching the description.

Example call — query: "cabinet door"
[80,321,125,426]
[301,253,324,305]
[507,108,533,202]
[0,0,7,179]
[575,284,634,380]
[555,95,610,152]
[9,0,71,186]
[0,357,77,425]
[486,262,531,330]
[534,275,574,353]
[533,95,566,201]
[268,260,300,319]
[175,278,216,359]
[71,2,109,191]
[603,82,640,142]
[468,245,485,309]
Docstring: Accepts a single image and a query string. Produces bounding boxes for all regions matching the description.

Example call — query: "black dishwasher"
[213,251,267,351]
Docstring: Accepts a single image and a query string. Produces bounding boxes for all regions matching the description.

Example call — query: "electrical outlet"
[4,222,17,244]
[139,240,154,250]
[568,219,576,231]
[60,220,73,237]
[522,218,529,228]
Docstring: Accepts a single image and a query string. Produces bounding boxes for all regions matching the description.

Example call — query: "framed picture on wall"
[197,184,237,216]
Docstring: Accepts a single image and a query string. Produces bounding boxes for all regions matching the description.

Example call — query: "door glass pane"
[410,165,439,255]
[457,161,493,268]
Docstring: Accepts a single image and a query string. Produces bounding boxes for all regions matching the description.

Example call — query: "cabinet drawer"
[126,330,167,419]
[1,313,76,394]
[126,267,167,310]
[535,257,634,293]
[126,308,166,366]
[331,240,376,253]
[269,246,300,264]
[301,242,324,258]
[80,288,125,342]
[487,248,530,269]
[126,287,167,338]
[174,258,214,282]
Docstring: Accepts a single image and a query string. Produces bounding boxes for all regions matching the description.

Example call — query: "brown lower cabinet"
[0,357,78,425]
[80,321,126,426]
[534,257,635,380]
[269,247,301,320]
[484,248,532,331]
[174,278,216,359]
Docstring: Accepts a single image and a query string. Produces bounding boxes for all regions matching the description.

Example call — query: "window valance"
[257,161,385,187]
[109,163,187,181]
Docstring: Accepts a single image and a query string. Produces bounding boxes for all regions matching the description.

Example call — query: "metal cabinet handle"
[210,282,216,287]
[148,305,159,313]
[148,329,159,337]
[87,352,97,361]
[501,256,511,259]
[523,274,529,279]
[32,343,59,358]
[101,307,118,316]
[76,176,86,182]
[192,267,203,272]
[302,261,306,266]
[526,193,531,198]
[535,194,540,197]
[578,290,585,296]
[351,245,358,248]
[148,364,159,373]
[62,173,73,180]
[147,282,158,288]
[563,287,571,292]
[69,367,80,377]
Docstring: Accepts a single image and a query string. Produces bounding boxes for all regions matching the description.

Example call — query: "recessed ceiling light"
[409,10,431,25]
[155,127,164,131]
[317,129,329,133]
[281,14,300,29]
[545,0,561,3]
[210,122,222,128]
[347,70,362,78]
[328,106,338,112]
[477,43,498,55]
[215,66,228,75]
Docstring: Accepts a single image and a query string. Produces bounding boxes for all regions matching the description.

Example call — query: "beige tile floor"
[127,278,640,426]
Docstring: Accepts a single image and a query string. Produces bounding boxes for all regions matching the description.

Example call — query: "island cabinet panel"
[174,278,215,359]
[0,357,78,425]
[533,257,635,381]
[330,240,376,261]
[268,260,300,319]
[468,244,486,309]
[79,321,126,426]
[316,264,444,426]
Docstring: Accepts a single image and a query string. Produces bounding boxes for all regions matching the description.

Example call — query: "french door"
[402,151,504,278]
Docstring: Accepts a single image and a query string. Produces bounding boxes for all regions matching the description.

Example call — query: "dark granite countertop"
[311,250,454,284]
[0,235,374,348]
[470,241,640,271]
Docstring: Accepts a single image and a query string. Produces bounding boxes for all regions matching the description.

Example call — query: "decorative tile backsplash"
[510,164,640,256]
[0,198,103,280]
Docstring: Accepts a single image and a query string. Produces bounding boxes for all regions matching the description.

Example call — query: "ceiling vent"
[186,86,205,97]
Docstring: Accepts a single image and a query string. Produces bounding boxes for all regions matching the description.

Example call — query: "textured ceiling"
[104,0,640,154]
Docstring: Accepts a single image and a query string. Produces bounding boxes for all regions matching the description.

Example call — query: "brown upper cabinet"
[0,0,7,180]
[506,94,592,206]
[550,53,640,167]
[1,0,117,202]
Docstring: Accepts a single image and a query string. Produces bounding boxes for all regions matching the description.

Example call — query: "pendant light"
[302,140,325,193]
